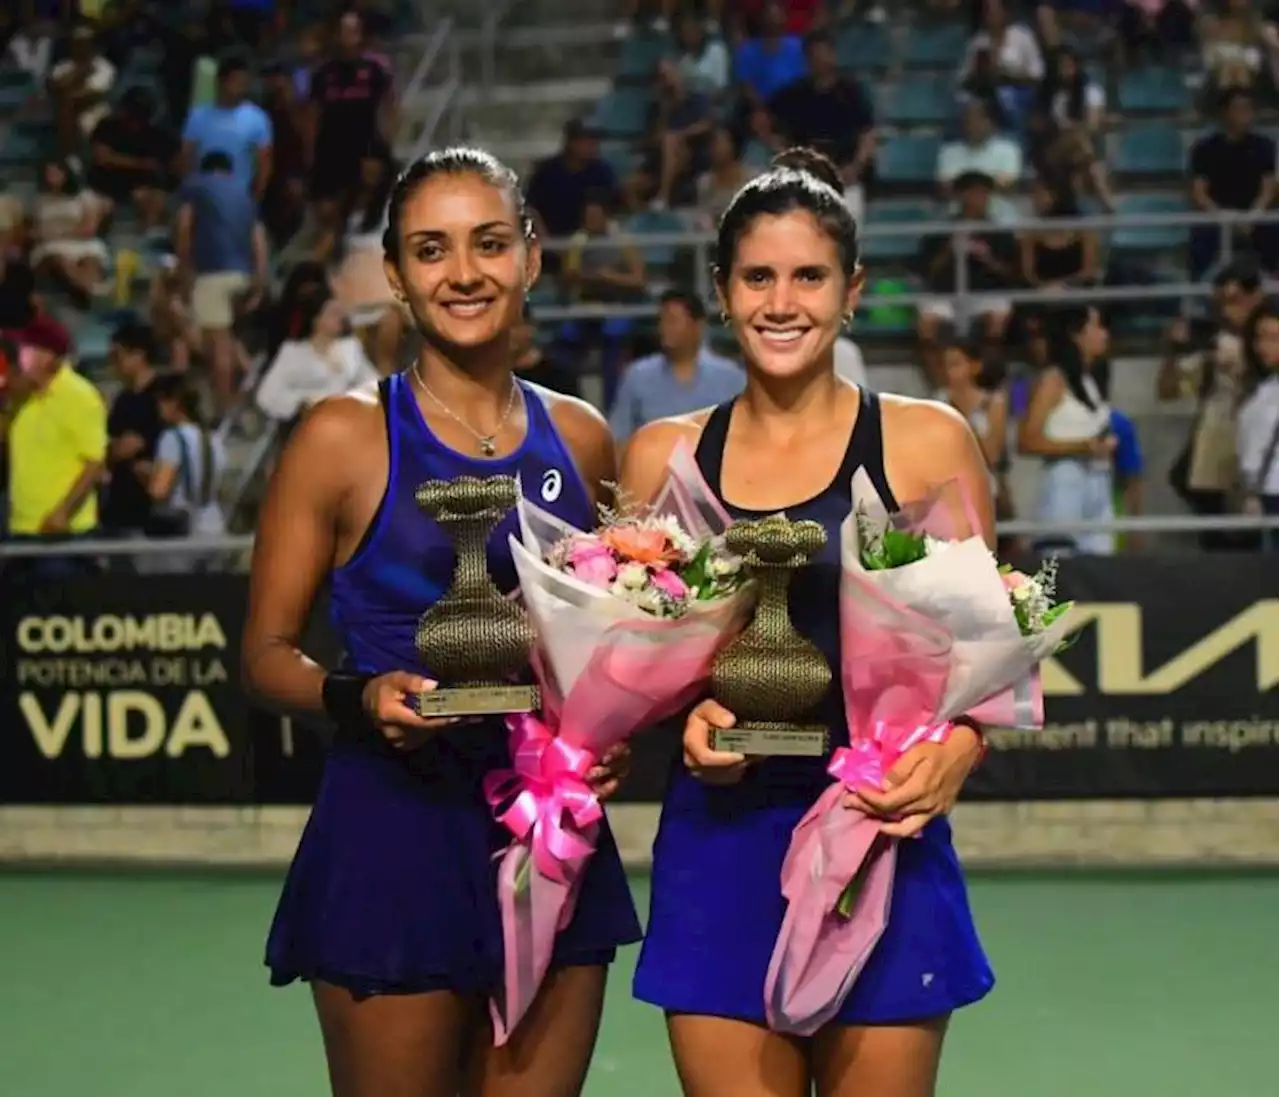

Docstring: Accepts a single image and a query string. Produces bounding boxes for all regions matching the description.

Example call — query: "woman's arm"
[617,417,703,508]
[1019,233,1040,285]
[545,393,619,509]
[147,428,179,501]
[241,395,369,715]
[1076,230,1100,283]
[976,390,1008,470]
[1017,368,1098,458]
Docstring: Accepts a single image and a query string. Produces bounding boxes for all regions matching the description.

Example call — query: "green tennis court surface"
[0,871,1273,1096]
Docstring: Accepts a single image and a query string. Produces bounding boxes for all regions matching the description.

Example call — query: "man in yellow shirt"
[2,317,107,550]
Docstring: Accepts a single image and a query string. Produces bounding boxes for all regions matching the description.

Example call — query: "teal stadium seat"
[880,76,954,128]
[0,130,43,169]
[624,208,686,272]
[1111,194,1191,253]
[1118,67,1189,115]
[860,200,936,262]
[1115,123,1184,177]
[616,31,673,81]
[835,24,889,73]
[0,69,34,110]
[901,22,968,68]
[589,87,651,139]
[876,135,941,186]
[599,139,640,179]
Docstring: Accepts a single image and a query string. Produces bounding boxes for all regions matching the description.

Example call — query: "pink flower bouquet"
[483,443,754,1044]
[763,470,1078,1035]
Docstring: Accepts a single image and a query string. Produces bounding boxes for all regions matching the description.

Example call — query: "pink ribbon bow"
[483,712,603,884]
[826,720,953,792]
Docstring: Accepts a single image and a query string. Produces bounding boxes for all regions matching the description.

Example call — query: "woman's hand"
[845,725,985,839]
[588,743,632,800]
[360,671,463,751]
[683,699,754,785]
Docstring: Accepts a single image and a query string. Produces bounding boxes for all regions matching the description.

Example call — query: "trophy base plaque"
[415,684,539,718]
[712,721,829,758]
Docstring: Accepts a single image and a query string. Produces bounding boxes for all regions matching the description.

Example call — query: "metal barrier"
[0,514,1274,560]
[528,208,1278,321]
[399,17,463,160]
[479,0,521,93]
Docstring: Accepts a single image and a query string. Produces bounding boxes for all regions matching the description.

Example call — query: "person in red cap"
[1,316,107,562]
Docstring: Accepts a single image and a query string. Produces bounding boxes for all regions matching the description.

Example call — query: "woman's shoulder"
[618,411,712,501]
[879,391,972,441]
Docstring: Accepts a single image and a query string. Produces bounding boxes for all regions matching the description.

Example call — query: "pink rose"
[568,539,618,587]
[650,566,690,601]
[1001,569,1028,592]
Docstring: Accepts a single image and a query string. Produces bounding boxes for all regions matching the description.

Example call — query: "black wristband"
[322,671,373,732]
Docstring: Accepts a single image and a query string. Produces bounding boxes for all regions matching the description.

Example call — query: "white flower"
[649,515,698,559]
[635,586,668,615]
[617,562,648,590]
[710,554,741,578]
[923,535,950,556]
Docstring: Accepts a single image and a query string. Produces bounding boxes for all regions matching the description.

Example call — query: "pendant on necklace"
[479,436,497,457]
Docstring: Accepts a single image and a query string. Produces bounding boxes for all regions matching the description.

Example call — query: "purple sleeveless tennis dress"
[266,374,641,996]
[633,391,994,1024]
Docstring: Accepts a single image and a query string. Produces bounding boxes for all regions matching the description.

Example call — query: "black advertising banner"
[0,575,327,804]
[0,556,1275,804]
[963,553,1278,801]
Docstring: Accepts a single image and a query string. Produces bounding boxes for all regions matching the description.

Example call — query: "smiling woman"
[241,146,640,1097]
[618,147,997,1097]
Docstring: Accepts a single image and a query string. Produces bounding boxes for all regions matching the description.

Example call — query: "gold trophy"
[710,515,831,757]
[413,476,539,717]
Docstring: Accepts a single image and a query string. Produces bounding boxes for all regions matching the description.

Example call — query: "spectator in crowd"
[696,127,758,227]
[958,0,1044,132]
[769,29,877,222]
[102,320,163,541]
[1018,174,1100,366]
[740,102,785,168]
[148,256,200,370]
[175,150,268,415]
[560,193,646,407]
[146,372,227,572]
[1018,306,1117,555]
[1117,0,1197,61]
[675,11,730,98]
[1032,46,1116,211]
[1237,300,1279,547]
[0,259,37,330]
[650,58,714,208]
[608,288,743,443]
[958,45,1011,131]
[181,54,273,199]
[1,317,106,571]
[260,61,310,247]
[29,157,109,308]
[733,1,807,106]
[917,171,1018,385]
[1109,405,1146,551]
[6,11,53,85]
[1200,0,1275,102]
[512,304,582,398]
[254,293,378,426]
[1187,88,1277,278]
[937,100,1022,222]
[937,335,1009,506]
[525,119,618,267]
[85,86,177,233]
[1160,258,1263,548]
[48,24,115,157]
[306,10,395,225]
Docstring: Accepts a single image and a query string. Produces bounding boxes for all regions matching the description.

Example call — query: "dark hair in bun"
[713,145,860,284]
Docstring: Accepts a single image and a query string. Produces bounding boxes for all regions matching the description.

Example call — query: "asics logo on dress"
[541,469,563,503]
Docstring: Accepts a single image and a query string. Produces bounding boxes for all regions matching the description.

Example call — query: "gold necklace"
[410,364,519,457]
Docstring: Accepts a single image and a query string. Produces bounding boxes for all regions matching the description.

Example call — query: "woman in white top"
[1237,302,1279,548]
[1018,306,1117,555]
[29,158,110,304]
[255,293,380,425]
[1032,48,1116,211]
[147,374,228,573]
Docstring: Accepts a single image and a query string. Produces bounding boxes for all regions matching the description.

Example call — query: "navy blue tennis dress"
[633,391,994,1025]
[266,373,641,996]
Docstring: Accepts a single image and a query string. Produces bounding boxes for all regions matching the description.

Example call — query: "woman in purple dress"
[242,147,640,1097]
[622,147,995,1097]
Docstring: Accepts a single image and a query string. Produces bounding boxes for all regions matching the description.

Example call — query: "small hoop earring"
[719,310,730,326]
[841,311,854,328]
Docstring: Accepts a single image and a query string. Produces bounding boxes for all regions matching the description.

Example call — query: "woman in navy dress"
[242,147,641,1097]
[621,148,996,1097]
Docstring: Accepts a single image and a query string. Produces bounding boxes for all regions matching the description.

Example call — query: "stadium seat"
[860,200,937,262]
[876,134,942,186]
[1110,194,1191,252]
[900,22,968,68]
[880,76,954,128]
[835,23,889,73]
[616,31,672,81]
[0,130,43,168]
[599,138,640,179]
[624,208,686,271]
[1114,123,1184,177]
[1118,67,1189,115]
[588,87,651,139]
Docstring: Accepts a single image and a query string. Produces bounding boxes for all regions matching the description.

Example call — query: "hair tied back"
[770,146,844,194]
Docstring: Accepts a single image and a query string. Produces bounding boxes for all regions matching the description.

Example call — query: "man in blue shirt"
[175,151,267,416]
[609,290,744,444]
[181,55,273,197]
